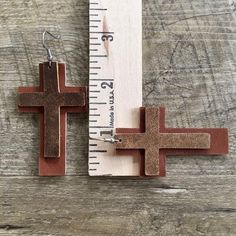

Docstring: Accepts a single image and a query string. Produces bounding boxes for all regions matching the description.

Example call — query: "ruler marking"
[90,8,107,11]
[90,31,114,34]
[90,102,107,104]
[90,67,101,69]
[89,144,98,147]
[89,132,98,135]
[90,120,98,123]
[90,79,114,81]
[89,126,113,129]
[90,43,101,46]
[90,150,107,153]
[89,55,108,58]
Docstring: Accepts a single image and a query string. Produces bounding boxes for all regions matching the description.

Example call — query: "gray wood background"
[0,0,235,235]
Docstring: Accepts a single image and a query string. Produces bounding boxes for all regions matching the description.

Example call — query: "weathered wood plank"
[0,176,235,236]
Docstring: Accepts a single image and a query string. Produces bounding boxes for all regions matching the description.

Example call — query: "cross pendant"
[18,62,87,176]
[115,107,228,176]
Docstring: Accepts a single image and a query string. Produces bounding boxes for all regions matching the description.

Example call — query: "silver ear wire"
[89,136,121,144]
[42,31,61,67]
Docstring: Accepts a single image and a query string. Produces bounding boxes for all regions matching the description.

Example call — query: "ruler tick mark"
[90,8,107,11]
[90,150,107,153]
[89,55,108,58]
[89,126,113,129]
[89,132,98,135]
[89,144,98,147]
[90,20,101,22]
[90,79,114,81]
[90,120,98,123]
[90,31,114,34]
[90,102,107,105]
[90,43,101,46]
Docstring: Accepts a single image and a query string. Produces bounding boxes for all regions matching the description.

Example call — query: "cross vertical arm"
[44,106,60,158]
[145,148,160,176]
[43,62,60,93]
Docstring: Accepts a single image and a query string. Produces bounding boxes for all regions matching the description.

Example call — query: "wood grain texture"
[0,0,235,235]
[0,176,236,236]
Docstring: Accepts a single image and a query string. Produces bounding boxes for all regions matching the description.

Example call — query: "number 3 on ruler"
[101,34,113,41]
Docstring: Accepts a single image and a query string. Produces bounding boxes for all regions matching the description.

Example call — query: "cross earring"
[115,107,228,176]
[18,31,87,176]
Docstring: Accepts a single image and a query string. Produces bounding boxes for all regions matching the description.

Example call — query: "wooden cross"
[18,62,87,176]
[115,107,228,176]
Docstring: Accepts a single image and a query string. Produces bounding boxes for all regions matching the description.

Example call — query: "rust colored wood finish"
[18,62,87,176]
[116,107,229,177]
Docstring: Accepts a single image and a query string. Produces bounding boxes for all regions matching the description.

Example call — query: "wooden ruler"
[89,0,142,176]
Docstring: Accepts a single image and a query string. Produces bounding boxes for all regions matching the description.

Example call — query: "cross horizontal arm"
[59,93,85,107]
[19,93,45,107]
[116,134,145,149]
[160,133,210,149]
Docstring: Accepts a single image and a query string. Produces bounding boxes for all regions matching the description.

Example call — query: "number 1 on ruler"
[89,0,142,176]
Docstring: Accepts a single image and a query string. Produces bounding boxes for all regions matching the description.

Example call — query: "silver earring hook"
[89,136,121,144]
[42,31,61,67]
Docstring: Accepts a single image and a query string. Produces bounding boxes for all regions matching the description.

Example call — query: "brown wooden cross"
[115,107,228,176]
[18,62,87,176]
